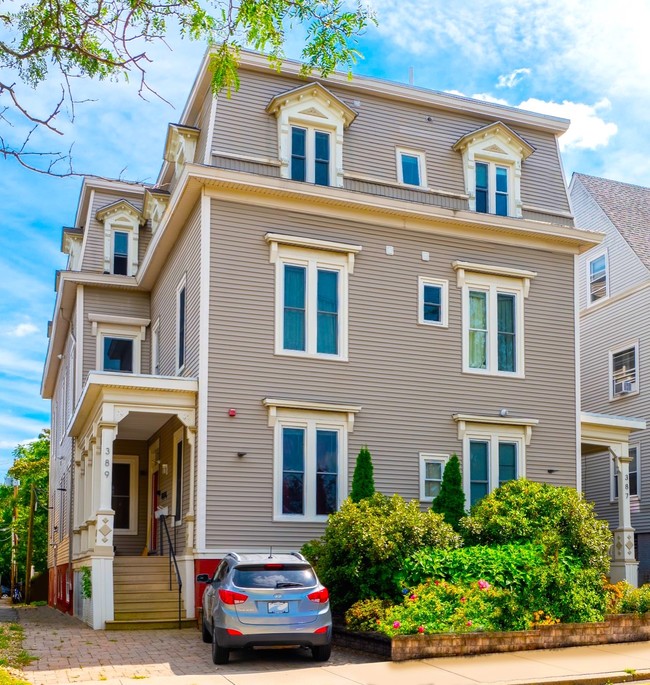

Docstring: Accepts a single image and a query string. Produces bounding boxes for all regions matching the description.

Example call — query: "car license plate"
[268,601,289,614]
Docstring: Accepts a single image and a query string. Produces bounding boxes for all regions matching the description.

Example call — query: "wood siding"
[581,287,650,535]
[209,68,572,222]
[573,178,649,310]
[204,198,578,550]
[82,286,151,384]
[150,202,201,377]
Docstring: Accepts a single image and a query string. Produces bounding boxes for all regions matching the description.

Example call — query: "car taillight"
[314,626,328,634]
[307,587,329,603]
[226,628,243,636]
[219,588,248,605]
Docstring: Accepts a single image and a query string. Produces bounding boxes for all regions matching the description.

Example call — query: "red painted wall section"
[49,564,72,614]
[194,558,221,618]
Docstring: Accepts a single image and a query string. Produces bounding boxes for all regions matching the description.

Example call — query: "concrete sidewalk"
[6,602,650,685]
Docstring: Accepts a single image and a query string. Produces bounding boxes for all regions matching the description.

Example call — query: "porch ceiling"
[580,410,646,453]
[68,371,198,439]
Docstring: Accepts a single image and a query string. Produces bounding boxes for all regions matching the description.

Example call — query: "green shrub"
[301,493,461,611]
[350,445,375,503]
[619,584,650,614]
[460,479,611,573]
[431,454,465,531]
[402,543,607,628]
[379,579,516,635]
[345,599,391,632]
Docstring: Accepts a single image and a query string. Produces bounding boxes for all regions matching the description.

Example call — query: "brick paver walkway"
[8,604,379,685]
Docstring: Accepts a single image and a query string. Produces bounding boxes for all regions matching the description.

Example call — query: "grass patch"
[0,622,37,685]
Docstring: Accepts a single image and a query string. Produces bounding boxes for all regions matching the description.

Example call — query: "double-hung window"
[268,233,361,361]
[112,231,129,275]
[610,341,639,399]
[455,261,533,378]
[613,445,639,500]
[455,415,536,508]
[265,400,359,521]
[290,126,331,186]
[588,251,608,304]
[475,162,510,216]
[418,277,448,327]
[419,454,448,502]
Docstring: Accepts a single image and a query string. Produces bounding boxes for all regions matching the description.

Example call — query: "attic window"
[452,122,535,218]
[267,83,357,189]
[96,200,145,276]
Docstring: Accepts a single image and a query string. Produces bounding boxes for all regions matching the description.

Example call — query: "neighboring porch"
[581,411,646,587]
[68,371,198,629]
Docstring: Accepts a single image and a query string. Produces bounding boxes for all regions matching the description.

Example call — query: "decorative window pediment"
[163,123,200,180]
[61,228,83,271]
[96,200,145,276]
[267,82,357,188]
[143,188,170,235]
[452,121,535,218]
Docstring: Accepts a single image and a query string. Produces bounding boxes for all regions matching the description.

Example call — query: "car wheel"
[312,643,332,662]
[211,628,229,665]
[201,616,211,644]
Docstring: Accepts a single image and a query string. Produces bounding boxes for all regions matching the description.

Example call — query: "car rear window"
[233,565,317,589]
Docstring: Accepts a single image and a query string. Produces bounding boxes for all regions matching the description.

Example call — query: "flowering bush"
[618,584,650,614]
[377,578,516,635]
[344,598,391,632]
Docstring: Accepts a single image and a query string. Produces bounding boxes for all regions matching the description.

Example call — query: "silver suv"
[197,552,332,664]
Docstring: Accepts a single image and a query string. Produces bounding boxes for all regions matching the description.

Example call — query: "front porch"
[581,411,647,587]
[68,372,198,629]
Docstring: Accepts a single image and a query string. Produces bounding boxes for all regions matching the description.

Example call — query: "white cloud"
[497,68,531,89]
[10,323,38,338]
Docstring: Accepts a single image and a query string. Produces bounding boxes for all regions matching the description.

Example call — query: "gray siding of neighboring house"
[581,286,650,536]
[82,287,151,383]
[150,202,201,378]
[209,69,572,222]
[203,198,578,550]
[573,179,649,310]
[79,190,148,274]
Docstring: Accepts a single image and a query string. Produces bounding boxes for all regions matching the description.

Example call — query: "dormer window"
[267,83,357,189]
[290,127,331,185]
[96,200,145,276]
[397,148,426,188]
[453,122,535,218]
[163,124,199,182]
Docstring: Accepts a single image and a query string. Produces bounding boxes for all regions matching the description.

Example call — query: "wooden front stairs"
[105,556,195,630]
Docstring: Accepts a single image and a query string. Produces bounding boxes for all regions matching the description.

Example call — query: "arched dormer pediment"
[267,83,357,188]
[96,200,144,276]
[452,122,535,218]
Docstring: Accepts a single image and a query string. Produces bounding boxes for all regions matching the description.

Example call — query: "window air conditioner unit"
[615,380,634,395]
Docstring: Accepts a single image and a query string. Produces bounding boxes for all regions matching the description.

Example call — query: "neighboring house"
[43,50,634,630]
[571,173,650,584]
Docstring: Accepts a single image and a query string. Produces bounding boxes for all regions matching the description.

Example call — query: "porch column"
[91,422,117,629]
[73,448,84,558]
[184,427,196,556]
[610,443,638,586]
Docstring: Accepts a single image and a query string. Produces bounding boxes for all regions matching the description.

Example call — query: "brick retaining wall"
[333,614,650,661]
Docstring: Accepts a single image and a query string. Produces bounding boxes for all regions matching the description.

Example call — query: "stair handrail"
[159,514,183,629]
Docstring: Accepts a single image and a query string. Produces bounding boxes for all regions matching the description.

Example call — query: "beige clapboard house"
[41,50,642,630]
[572,173,650,584]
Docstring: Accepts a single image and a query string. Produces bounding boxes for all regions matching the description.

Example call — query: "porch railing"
[159,515,183,629]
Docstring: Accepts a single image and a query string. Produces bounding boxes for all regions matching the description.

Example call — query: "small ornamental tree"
[350,445,375,503]
[431,454,465,531]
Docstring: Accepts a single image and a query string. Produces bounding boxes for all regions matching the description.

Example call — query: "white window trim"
[587,248,609,306]
[609,339,640,401]
[93,321,145,375]
[97,202,143,276]
[456,268,527,378]
[152,318,160,375]
[270,241,352,361]
[419,453,449,502]
[396,147,427,188]
[269,406,351,523]
[418,276,449,328]
[460,425,526,506]
[113,455,139,535]
[474,160,513,216]
[176,275,187,375]
[172,427,184,527]
[289,125,336,186]
[611,444,641,502]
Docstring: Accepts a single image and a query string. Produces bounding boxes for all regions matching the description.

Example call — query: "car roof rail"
[226,552,241,561]
[290,551,306,561]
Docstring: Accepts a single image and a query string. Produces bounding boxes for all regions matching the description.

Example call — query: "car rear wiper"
[275,582,304,588]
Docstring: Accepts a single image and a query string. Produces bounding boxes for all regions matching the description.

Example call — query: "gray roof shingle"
[574,173,650,269]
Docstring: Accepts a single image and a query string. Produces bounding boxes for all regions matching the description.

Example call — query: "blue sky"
[1,0,648,475]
